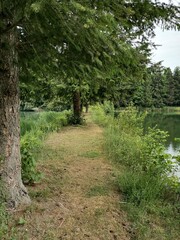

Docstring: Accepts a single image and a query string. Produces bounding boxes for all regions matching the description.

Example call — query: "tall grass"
[92,102,180,240]
[20,110,70,136]
[20,110,71,184]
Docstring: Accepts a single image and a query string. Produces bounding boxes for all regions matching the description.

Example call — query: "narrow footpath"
[14,117,131,240]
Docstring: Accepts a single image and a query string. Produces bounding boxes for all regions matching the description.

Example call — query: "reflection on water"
[166,143,180,178]
[144,112,180,154]
[144,112,180,178]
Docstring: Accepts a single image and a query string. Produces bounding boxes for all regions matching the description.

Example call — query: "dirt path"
[14,118,131,240]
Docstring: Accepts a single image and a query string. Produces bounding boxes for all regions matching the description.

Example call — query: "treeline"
[20,64,180,112]
[117,64,180,108]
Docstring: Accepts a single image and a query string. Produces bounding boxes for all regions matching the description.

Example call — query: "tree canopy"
[17,1,180,116]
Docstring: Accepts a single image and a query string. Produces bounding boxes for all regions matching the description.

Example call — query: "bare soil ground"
[12,117,131,240]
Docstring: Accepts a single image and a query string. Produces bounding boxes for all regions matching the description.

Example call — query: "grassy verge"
[0,110,71,239]
[91,102,180,240]
[20,110,71,184]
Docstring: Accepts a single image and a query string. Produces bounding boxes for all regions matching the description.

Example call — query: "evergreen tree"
[173,67,180,106]
[164,67,174,106]
[0,0,179,207]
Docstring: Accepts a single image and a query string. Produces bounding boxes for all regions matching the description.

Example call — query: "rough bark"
[0,17,31,208]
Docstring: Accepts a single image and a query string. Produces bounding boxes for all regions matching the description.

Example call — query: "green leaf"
[18,217,26,225]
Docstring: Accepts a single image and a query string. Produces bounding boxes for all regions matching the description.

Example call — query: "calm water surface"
[144,112,180,178]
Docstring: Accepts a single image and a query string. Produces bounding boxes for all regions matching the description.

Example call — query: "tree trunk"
[85,103,89,113]
[73,91,81,124]
[0,19,31,208]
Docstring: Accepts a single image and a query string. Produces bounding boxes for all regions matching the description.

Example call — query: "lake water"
[144,112,180,178]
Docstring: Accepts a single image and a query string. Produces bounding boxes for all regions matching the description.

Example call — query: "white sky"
[151,0,180,70]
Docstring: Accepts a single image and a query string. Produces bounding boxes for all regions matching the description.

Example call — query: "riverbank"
[92,104,180,240]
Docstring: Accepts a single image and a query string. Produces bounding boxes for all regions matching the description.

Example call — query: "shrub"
[92,103,179,204]
[92,103,180,239]
[21,131,42,184]
[20,110,70,184]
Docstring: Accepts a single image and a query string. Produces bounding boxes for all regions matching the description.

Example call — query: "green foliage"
[105,105,179,201]
[21,111,70,136]
[131,64,180,108]
[103,101,114,117]
[16,1,180,119]
[92,103,180,238]
[141,128,172,175]
[0,204,8,239]
[173,67,180,106]
[117,171,165,206]
[80,151,100,159]
[0,202,19,239]
[91,101,114,127]
[20,111,70,184]
[91,104,109,126]
[20,113,39,136]
[67,112,85,125]
[86,185,108,197]
[17,217,26,226]
[21,132,42,184]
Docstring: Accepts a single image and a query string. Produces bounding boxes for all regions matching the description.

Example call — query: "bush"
[92,104,179,204]
[117,171,165,206]
[20,110,70,184]
[92,103,180,239]
[21,131,43,184]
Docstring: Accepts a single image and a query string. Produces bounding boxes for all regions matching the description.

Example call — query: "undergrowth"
[0,110,71,238]
[91,102,180,240]
[0,203,8,239]
[20,110,71,184]
[0,198,17,239]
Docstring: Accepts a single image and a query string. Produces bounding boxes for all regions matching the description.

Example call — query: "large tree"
[0,1,32,207]
[0,0,179,208]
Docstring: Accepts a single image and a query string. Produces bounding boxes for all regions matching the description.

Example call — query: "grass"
[94,208,106,217]
[163,106,180,112]
[91,103,180,240]
[86,185,109,197]
[1,114,130,240]
[29,188,51,201]
[80,151,100,159]
[2,106,179,239]
[0,204,9,239]
[20,110,71,136]
[122,201,180,240]
[20,110,71,184]
[0,111,71,239]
